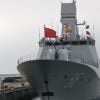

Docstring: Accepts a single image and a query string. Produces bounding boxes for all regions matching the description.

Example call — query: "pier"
[0,86,33,100]
[0,75,34,100]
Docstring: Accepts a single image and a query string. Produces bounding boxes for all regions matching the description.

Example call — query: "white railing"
[17,53,38,65]
[17,53,99,68]
[70,55,99,67]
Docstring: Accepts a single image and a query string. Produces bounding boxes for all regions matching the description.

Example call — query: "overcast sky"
[0,0,100,74]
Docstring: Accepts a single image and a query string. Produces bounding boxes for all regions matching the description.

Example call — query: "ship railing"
[17,53,99,68]
[17,53,38,65]
[40,39,95,46]
[70,55,99,67]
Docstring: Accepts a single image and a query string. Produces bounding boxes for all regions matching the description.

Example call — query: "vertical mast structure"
[60,2,77,40]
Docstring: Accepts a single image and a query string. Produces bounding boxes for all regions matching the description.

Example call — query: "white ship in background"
[17,1,100,100]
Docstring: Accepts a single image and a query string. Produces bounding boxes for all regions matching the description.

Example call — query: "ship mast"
[60,1,77,40]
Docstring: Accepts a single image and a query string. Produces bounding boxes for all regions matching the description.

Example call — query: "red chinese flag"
[86,31,91,35]
[44,27,56,38]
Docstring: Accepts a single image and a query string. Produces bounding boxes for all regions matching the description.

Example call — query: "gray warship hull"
[17,1,100,100]
[17,60,100,100]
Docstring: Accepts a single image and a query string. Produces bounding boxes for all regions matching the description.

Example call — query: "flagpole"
[93,25,95,40]
[44,25,46,38]
[50,18,53,29]
[44,25,46,31]
[56,25,59,36]
[39,28,40,42]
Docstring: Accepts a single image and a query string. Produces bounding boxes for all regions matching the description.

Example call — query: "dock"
[0,86,34,100]
[0,74,34,100]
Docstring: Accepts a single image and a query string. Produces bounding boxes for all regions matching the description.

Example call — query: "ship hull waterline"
[17,60,100,100]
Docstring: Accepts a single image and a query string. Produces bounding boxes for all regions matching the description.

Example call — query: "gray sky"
[0,0,100,74]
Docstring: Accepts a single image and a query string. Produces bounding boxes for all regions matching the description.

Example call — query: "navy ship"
[17,1,100,100]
